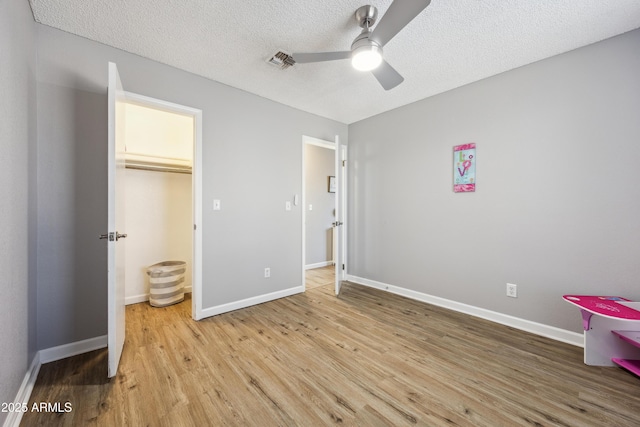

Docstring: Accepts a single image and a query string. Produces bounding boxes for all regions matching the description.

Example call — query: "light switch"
[285,201,292,211]
[213,199,221,211]
[309,204,313,211]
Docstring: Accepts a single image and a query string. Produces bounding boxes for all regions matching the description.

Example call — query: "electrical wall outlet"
[506,283,517,298]
[264,268,271,278]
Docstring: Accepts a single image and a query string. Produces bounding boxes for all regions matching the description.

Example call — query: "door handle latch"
[99,232,127,241]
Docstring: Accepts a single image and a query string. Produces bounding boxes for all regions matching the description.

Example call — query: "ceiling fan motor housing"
[351,5,383,71]
[351,28,381,52]
[350,29,383,71]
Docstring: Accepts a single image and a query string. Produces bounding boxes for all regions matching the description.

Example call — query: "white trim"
[303,135,336,150]
[4,276,294,426]
[125,294,149,305]
[123,91,204,322]
[125,287,193,305]
[346,275,584,348]
[334,135,340,296]
[3,354,41,427]
[305,261,333,270]
[39,335,108,365]
[199,286,304,318]
[124,91,201,117]
[4,335,112,426]
[192,109,203,320]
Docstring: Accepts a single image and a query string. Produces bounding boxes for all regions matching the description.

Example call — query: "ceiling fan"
[292,0,431,91]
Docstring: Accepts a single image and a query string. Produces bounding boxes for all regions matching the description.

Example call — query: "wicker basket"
[146,261,186,307]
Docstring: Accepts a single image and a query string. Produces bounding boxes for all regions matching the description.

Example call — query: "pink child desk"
[563,295,640,376]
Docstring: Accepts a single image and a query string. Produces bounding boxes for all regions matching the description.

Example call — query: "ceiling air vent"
[267,51,296,69]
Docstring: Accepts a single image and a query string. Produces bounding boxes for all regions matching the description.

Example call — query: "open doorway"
[121,92,202,318]
[302,135,345,292]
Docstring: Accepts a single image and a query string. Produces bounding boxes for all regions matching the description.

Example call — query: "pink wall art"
[453,143,476,193]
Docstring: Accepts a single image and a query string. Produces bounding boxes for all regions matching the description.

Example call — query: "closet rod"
[125,162,192,175]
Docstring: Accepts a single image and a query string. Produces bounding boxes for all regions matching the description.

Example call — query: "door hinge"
[342,160,346,167]
[342,264,345,271]
[194,224,197,230]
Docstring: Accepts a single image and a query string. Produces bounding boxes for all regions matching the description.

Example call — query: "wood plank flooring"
[22,268,640,426]
[305,265,335,289]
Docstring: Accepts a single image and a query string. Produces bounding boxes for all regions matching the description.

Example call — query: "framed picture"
[328,176,336,193]
[453,143,476,192]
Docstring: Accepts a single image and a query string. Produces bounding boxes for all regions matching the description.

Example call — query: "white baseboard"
[4,335,108,427]
[3,354,41,427]
[126,286,193,305]
[39,335,108,364]
[6,279,293,426]
[305,261,333,270]
[345,275,584,348]
[198,285,304,319]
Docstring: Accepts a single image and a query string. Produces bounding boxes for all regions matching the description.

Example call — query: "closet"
[123,102,194,305]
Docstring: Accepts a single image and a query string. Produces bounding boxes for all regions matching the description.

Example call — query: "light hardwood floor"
[22,270,640,426]
[305,265,335,289]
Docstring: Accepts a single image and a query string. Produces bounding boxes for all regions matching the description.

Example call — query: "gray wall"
[0,0,37,421]
[305,144,336,266]
[348,29,640,333]
[36,78,108,349]
[35,24,347,348]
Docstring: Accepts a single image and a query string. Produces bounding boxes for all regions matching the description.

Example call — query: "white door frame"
[301,135,346,292]
[124,91,204,320]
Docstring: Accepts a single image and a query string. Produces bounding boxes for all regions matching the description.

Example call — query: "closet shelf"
[125,153,192,174]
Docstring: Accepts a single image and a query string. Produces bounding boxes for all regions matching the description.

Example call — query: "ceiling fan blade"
[292,51,351,64]
[370,0,431,47]
[371,60,404,90]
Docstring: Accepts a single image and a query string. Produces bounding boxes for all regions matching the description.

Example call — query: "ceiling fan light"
[351,45,382,71]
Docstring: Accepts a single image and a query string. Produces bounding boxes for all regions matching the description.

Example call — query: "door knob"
[99,232,126,241]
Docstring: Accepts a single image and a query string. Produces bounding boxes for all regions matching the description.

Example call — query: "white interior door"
[334,136,344,295]
[106,62,127,378]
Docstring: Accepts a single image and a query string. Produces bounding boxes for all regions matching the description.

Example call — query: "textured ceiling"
[30,0,640,124]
